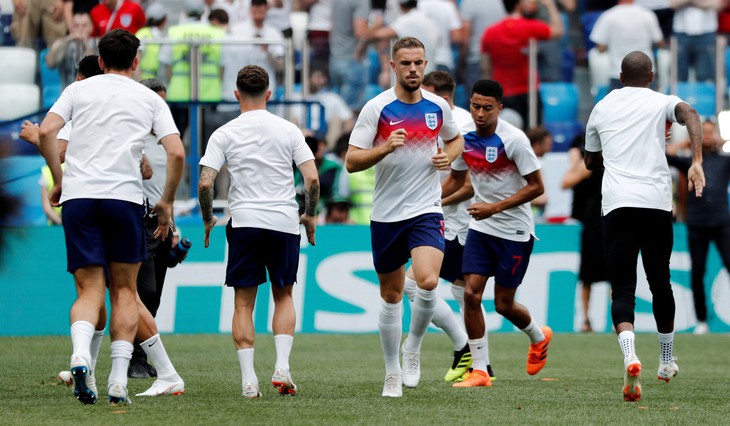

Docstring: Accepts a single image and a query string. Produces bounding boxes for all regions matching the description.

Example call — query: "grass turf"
[1,333,729,424]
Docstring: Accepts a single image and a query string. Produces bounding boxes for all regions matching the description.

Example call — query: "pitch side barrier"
[1,224,728,336]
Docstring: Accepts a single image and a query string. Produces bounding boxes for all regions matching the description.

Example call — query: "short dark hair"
[236,65,269,97]
[251,0,267,6]
[140,78,167,93]
[422,71,455,97]
[502,0,519,13]
[400,0,418,9]
[209,8,229,25]
[526,126,551,147]
[98,29,140,71]
[471,79,503,102]
[392,36,425,58]
[76,55,103,78]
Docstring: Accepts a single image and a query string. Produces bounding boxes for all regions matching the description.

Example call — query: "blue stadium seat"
[560,48,576,82]
[539,82,580,123]
[545,120,584,152]
[0,155,47,226]
[39,49,61,110]
[594,84,609,103]
[675,82,716,118]
[363,83,381,104]
[453,84,468,109]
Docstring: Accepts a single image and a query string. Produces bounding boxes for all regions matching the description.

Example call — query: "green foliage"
[1,333,729,424]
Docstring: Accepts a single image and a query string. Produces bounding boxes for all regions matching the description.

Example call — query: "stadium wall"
[1,224,729,336]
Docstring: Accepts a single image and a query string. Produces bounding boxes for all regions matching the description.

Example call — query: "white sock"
[521,318,545,344]
[237,348,257,386]
[431,298,467,350]
[658,331,674,363]
[70,320,95,364]
[141,334,180,381]
[450,285,465,313]
[468,336,488,372]
[108,340,133,387]
[90,329,104,372]
[618,330,636,359]
[404,287,437,352]
[403,275,417,302]
[378,299,402,374]
[274,334,294,372]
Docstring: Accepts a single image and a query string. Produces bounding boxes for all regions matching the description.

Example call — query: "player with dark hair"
[199,64,319,398]
[585,51,705,402]
[443,79,552,388]
[346,37,464,397]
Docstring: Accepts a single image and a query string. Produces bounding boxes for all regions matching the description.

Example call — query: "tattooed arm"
[297,159,320,246]
[199,165,219,248]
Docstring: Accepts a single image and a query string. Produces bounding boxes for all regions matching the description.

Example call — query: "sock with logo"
[141,334,180,381]
[468,336,488,372]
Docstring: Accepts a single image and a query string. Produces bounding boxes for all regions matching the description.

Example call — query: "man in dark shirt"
[667,119,730,335]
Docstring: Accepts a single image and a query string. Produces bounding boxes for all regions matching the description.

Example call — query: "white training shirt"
[442,105,475,244]
[452,119,541,242]
[200,109,314,234]
[49,74,179,205]
[349,87,459,222]
[585,86,682,215]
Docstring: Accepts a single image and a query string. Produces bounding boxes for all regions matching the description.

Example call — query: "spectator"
[417,0,463,73]
[672,0,721,82]
[11,0,67,49]
[666,119,730,335]
[301,0,332,72]
[535,0,576,82]
[329,0,369,110]
[482,0,564,129]
[135,2,168,82]
[636,0,675,42]
[62,0,97,35]
[90,0,146,37]
[264,0,292,38]
[458,0,506,102]
[45,10,97,88]
[590,0,664,91]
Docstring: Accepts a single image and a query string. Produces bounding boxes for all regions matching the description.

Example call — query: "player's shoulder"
[495,118,526,141]
[360,88,397,115]
[420,89,450,110]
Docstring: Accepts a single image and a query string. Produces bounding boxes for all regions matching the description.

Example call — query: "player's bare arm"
[297,159,320,246]
[441,169,468,200]
[437,133,464,169]
[345,129,407,173]
[38,112,66,206]
[198,165,219,248]
[154,133,185,241]
[467,170,544,221]
[675,101,705,197]
[443,173,474,206]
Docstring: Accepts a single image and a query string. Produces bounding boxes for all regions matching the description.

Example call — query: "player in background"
[199,65,319,399]
[346,36,464,398]
[402,70,495,383]
[443,79,552,388]
[38,29,185,405]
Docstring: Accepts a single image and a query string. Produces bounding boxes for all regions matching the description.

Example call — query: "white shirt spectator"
[389,8,440,73]
[417,0,462,70]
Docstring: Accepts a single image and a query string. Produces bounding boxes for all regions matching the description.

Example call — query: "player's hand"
[384,129,407,154]
[300,213,317,246]
[13,0,27,17]
[203,215,217,248]
[152,200,172,240]
[467,202,497,221]
[688,162,705,197]
[49,182,62,207]
[52,0,64,21]
[432,147,450,170]
[19,120,40,148]
[140,154,153,180]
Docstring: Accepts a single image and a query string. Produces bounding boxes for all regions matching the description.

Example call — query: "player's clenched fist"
[384,129,407,153]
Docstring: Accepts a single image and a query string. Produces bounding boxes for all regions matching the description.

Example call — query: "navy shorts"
[440,237,464,283]
[225,222,300,288]
[462,229,533,289]
[62,199,147,273]
[371,213,445,274]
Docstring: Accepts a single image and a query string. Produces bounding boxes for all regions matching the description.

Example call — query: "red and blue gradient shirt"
[349,88,459,222]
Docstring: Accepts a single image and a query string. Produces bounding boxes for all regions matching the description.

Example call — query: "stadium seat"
[545,120,584,152]
[580,11,603,52]
[675,82,716,118]
[39,48,61,110]
[594,85,609,103]
[0,155,47,226]
[0,83,41,120]
[363,83,381,104]
[539,82,580,123]
[0,46,36,84]
[560,48,576,82]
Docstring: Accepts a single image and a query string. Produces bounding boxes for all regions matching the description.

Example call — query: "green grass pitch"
[1,333,729,424]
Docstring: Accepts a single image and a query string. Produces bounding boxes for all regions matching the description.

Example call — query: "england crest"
[485,146,498,163]
[121,14,132,28]
[424,113,438,130]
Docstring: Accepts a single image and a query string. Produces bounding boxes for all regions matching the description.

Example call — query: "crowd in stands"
[2,0,730,226]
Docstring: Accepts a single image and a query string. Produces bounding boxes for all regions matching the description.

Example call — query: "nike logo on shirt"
[389,119,405,125]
